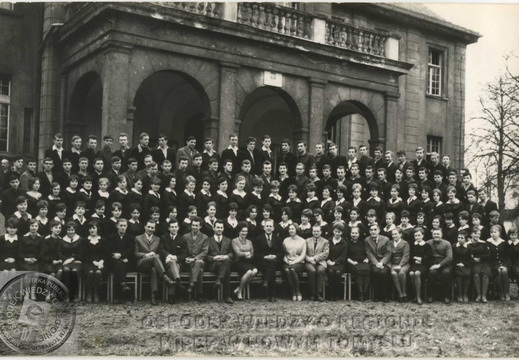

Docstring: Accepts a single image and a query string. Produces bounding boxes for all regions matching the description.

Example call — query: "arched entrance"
[326,101,380,155]
[67,72,102,145]
[238,86,302,155]
[133,71,211,152]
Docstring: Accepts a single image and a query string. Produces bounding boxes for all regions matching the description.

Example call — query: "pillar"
[384,91,400,152]
[218,61,240,151]
[101,42,133,138]
[308,77,327,151]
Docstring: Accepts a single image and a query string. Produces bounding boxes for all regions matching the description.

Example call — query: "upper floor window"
[0,3,14,11]
[0,76,11,152]
[427,49,443,96]
[427,135,442,156]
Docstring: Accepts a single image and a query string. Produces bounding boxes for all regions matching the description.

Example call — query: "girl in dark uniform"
[326,223,348,301]
[409,227,429,305]
[453,231,471,302]
[468,227,491,303]
[41,220,63,302]
[58,221,84,302]
[83,221,107,303]
[487,224,511,301]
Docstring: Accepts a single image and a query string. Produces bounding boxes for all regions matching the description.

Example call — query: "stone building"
[1,2,480,169]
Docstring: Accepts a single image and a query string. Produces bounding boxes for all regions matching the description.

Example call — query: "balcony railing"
[65,2,399,60]
[237,3,312,39]
[325,19,387,57]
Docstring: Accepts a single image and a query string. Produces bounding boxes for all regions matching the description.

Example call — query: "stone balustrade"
[154,2,221,18]
[325,19,388,57]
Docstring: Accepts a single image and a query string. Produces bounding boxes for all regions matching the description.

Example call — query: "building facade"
[1,2,479,169]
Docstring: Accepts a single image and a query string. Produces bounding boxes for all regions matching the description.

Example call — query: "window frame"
[426,135,442,156]
[0,75,11,153]
[427,48,444,97]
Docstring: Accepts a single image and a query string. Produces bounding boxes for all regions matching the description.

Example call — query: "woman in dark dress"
[127,204,144,238]
[453,230,472,302]
[409,227,429,305]
[196,178,213,218]
[58,221,84,302]
[346,207,367,240]
[82,221,107,303]
[25,178,43,217]
[108,175,129,218]
[277,207,293,240]
[431,189,446,220]
[19,219,43,272]
[201,202,218,237]
[507,228,519,283]
[41,220,63,302]
[468,227,492,303]
[61,175,79,214]
[326,223,348,301]
[444,186,463,226]
[297,208,313,239]
[320,185,335,222]
[347,225,371,301]
[386,184,405,224]
[0,219,20,300]
[334,185,351,221]
[213,177,229,221]
[406,183,422,225]
[266,181,284,223]
[223,202,240,240]
[231,222,258,300]
[128,177,144,210]
[245,205,261,239]
[487,224,511,301]
[420,186,435,226]
[35,200,51,238]
[365,183,385,224]
[161,175,178,220]
[229,176,248,221]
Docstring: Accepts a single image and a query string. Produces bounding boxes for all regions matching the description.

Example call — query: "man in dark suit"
[239,136,262,176]
[260,135,275,176]
[428,152,444,182]
[383,150,398,183]
[134,220,174,305]
[358,144,375,176]
[96,135,114,171]
[201,138,220,172]
[478,190,498,227]
[314,142,331,178]
[113,132,132,173]
[152,133,176,169]
[373,146,386,170]
[220,134,240,176]
[465,190,485,219]
[305,225,330,302]
[183,217,209,301]
[38,157,56,197]
[201,158,220,190]
[328,143,347,178]
[159,219,188,304]
[44,133,65,174]
[234,160,255,194]
[129,132,151,171]
[411,146,430,176]
[364,223,391,302]
[294,163,310,199]
[80,135,99,173]
[206,220,234,304]
[254,219,283,301]
[107,218,135,303]
[278,139,297,177]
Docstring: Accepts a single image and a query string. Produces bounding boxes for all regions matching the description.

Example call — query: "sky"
[425,3,519,196]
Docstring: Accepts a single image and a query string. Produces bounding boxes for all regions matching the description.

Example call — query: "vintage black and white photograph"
[0,1,518,357]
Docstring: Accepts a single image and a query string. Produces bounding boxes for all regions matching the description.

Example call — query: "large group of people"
[0,131,517,306]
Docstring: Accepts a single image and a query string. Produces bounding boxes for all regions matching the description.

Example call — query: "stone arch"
[67,71,103,145]
[132,70,211,152]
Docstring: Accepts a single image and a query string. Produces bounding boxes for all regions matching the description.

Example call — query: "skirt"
[283,262,305,275]
[18,263,41,272]
[471,263,492,278]
[61,261,83,272]
[43,262,62,274]
[454,265,471,279]
[348,263,371,276]
[232,259,256,277]
[491,263,510,278]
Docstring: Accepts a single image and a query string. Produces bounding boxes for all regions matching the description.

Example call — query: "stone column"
[101,42,133,138]
[384,91,400,152]
[218,61,240,151]
[308,77,327,151]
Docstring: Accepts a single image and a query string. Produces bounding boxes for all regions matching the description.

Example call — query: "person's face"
[467,194,475,203]
[96,206,105,215]
[416,150,424,159]
[509,232,518,242]
[193,157,202,167]
[374,150,382,159]
[242,163,251,173]
[72,138,82,149]
[219,181,228,191]
[337,169,345,179]
[297,143,305,154]
[39,207,48,217]
[131,209,140,219]
[459,217,467,225]
[134,180,143,191]
[350,228,359,240]
[119,136,128,148]
[323,188,330,198]
[179,160,188,170]
[202,181,210,191]
[463,175,471,185]
[322,168,331,178]
[52,185,60,195]
[434,175,442,184]
[471,230,481,241]
[431,155,439,165]
[89,225,98,236]
[204,140,213,151]
[359,147,367,156]
[442,156,450,166]
[75,206,85,216]
[112,161,122,171]
[188,209,197,219]
[421,190,429,200]
[51,224,62,236]
[369,226,379,236]
[490,228,500,239]
[112,207,122,218]
[288,190,296,199]
[88,139,97,150]
[370,189,378,197]
[239,226,248,238]
[368,215,376,223]
[472,217,481,226]
[169,208,177,219]
[103,138,113,148]
[191,222,201,234]
[390,188,398,199]
[263,164,272,175]
[307,190,315,198]
[27,162,36,172]
[224,162,233,173]
[281,212,289,221]
[384,153,392,162]
[208,206,216,217]
[329,146,337,156]
[414,231,424,242]
[226,136,237,147]
[129,162,138,172]
[391,229,400,241]
[353,189,361,198]
[263,138,271,148]
[447,190,455,199]
[448,175,457,184]
[145,222,155,235]
[247,141,255,151]
[209,162,218,172]
[187,182,196,192]
[144,157,153,167]
[14,159,23,169]
[288,225,297,236]
[249,208,257,219]
[408,187,416,197]
[32,179,41,191]
[67,227,76,237]
[406,169,414,178]
[418,170,426,180]
[395,169,403,181]
[78,161,88,171]
[315,144,323,155]
[432,218,440,228]
[348,148,356,159]
[401,217,409,225]
[98,181,108,192]
[296,165,304,176]
[229,209,238,218]
[417,216,424,224]
[117,221,128,234]
[43,161,53,171]
[1,160,9,170]
[432,230,442,241]
[264,221,274,234]
[214,223,224,236]
[281,143,289,152]
[337,190,344,199]
[94,161,104,172]
[309,169,317,179]
[279,166,287,175]
[397,154,406,163]
[140,136,149,147]
[386,215,393,225]
[445,218,453,227]
[478,192,486,202]
[377,171,386,181]
[254,186,262,194]
[262,210,270,219]
[236,180,245,191]
[17,201,28,213]
[53,136,64,147]
[365,169,373,178]
[10,179,19,189]
[312,226,322,238]
[149,166,158,177]
[57,210,66,219]
[158,137,167,148]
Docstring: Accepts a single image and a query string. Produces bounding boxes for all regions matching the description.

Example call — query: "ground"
[3,295,517,357]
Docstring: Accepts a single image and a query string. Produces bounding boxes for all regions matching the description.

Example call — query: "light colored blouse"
[283,236,307,264]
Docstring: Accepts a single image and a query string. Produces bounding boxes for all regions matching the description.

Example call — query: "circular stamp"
[0,272,76,354]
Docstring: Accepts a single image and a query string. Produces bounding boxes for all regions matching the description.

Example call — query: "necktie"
[267,235,271,247]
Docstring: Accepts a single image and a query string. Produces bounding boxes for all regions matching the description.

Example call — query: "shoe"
[427,297,433,303]
[224,297,233,305]
[268,297,276,302]
[214,281,221,290]
[151,293,158,306]
[311,295,317,301]
[168,296,176,305]
[297,293,302,301]
[373,298,379,303]
[163,274,175,287]
[399,296,404,303]
[187,285,194,294]
[403,296,408,302]
[482,298,488,303]
[444,298,451,304]
[262,281,268,289]
[417,298,423,305]
[316,294,324,302]
[292,295,297,301]
[114,298,124,304]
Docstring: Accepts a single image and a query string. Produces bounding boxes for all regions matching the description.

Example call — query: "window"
[0,3,14,10]
[0,76,11,152]
[427,49,443,96]
[427,136,442,155]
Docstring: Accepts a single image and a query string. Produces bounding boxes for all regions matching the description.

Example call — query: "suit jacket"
[465,202,485,219]
[305,236,330,268]
[183,231,209,260]
[238,148,263,175]
[254,233,283,264]
[177,146,199,168]
[364,235,391,266]
[37,171,56,197]
[134,233,161,267]
[221,148,240,175]
[159,233,188,263]
[207,235,234,262]
[107,232,135,262]
[152,147,176,168]
[387,239,410,266]
[44,148,64,172]
[359,155,375,176]
[330,155,348,177]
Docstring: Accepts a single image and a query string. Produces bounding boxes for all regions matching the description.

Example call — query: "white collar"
[115,187,128,194]
[88,236,101,245]
[390,197,402,203]
[321,198,331,205]
[72,214,87,224]
[203,149,214,154]
[217,190,228,198]
[487,238,505,246]
[233,189,246,197]
[52,145,63,151]
[262,146,271,152]
[456,242,468,248]
[228,145,238,150]
[414,239,425,246]
[149,190,160,198]
[332,237,342,245]
[131,188,142,195]
[279,220,293,228]
[201,189,211,196]
[36,215,48,224]
[299,222,311,229]
[368,196,381,202]
[14,211,32,219]
[252,192,261,199]
[165,187,177,195]
[71,148,81,154]
[66,187,76,194]
[246,218,256,225]
[407,196,417,202]
[79,188,91,195]
[286,197,301,203]
[4,234,18,243]
[509,239,519,246]
[63,234,80,243]
[306,196,318,202]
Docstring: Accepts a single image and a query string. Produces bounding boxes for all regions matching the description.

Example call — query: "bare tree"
[467,73,519,211]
